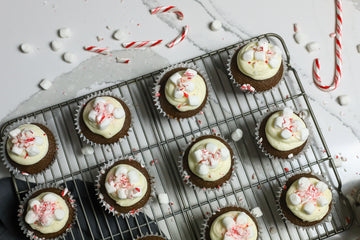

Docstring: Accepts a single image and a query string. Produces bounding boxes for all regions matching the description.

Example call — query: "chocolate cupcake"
[153,63,209,120]
[18,185,76,240]
[95,157,153,216]
[228,38,283,93]
[76,93,132,145]
[278,173,333,227]
[180,134,235,190]
[256,107,309,160]
[201,206,259,240]
[1,122,57,175]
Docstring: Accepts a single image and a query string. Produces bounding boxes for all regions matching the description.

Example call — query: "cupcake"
[180,134,234,190]
[77,94,131,145]
[228,38,283,92]
[279,173,332,227]
[201,206,259,240]
[154,63,209,120]
[2,123,57,175]
[18,186,76,239]
[96,158,152,216]
[257,107,309,159]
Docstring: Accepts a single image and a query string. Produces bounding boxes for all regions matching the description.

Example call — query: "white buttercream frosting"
[6,124,49,165]
[25,192,69,234]
[82,96,126,139]
[164,69,207,112]
[188,138,231,181]
[105,164,148,207]
[237,40,282,80]
[265,108,309,151]
[286,177,332,222]
[210,210,258,240]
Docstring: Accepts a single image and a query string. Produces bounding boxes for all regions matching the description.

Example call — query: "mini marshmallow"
[54,209,65,220]
[63,52,76,63]
[20,43,33,53]
[41,215,54,226]
[251,207,263,217]
[113,29,128,41]
[268,57,280,69]
[184,69,197,78]
[282,107,293,117]
[300,128,309,141]
[11,145,23,155]
[209,158,218,169]
[280,129,292,139]
[258,39,269,52]
[332,158,343,168]
[247,228,255,238]
[220,147,230,160]
[9,128,21,138]
[231,128,243,142]
[132,187,142,197]
[117,189,128,199]
[113,108,125,119]
[306,42,320,53]
[115,166,128,176]
[99,118,111,130]
[25,210,38,224]
[50,40,63,51]
[58,27,72,38]
[158,193,169,204]
[169,72,182,85]
[254,51,266,61]
[106,104,114,113]
[26,146,40,156]
[93,97,106,106]
[81,145,94,155]
[128,170,139,184]
[317,195,329,207]
[303,202,315,215]
[242,50,254,61]
[188,95,200,106]
[316,181,328,193]
[29,199,41,209]
[39,79,52,90]
[196,164,209,175]
[210,20,222,31]
[174,89,184,99]
[293,32,307,45]
[43,193,58,202]
[184,81,195,92]
[289,193,301,205]
[337,95,350,106]
[33,136,44,145]
[88,110,97,122]
[274,116,283,128]
[193,149,203,162]
[206,143,217,154]
[222,216,235,230]
[298,177,311,191]
[236,212,248,225]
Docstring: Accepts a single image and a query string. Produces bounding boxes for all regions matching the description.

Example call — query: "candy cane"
[84,46,110,55]
[312,0,343,92]
[150,6,184,20]
[115,57,130,64]
[167,25,189,48]
[122,40,162,48]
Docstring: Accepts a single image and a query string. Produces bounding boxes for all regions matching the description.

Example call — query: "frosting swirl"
[6,124,49,165]
[237,40,282,80]
[164,69,207,112]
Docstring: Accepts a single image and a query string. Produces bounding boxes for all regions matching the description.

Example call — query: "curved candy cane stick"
[167,25,189,48]
[312,0,343,92]
[84,46,110,55]
[150,6,184,20]
[122,40,162,48]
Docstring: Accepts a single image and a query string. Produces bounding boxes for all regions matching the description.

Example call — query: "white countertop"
[1,0,360,238]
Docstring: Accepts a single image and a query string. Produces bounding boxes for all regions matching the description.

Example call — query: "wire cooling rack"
[1,33,354,240]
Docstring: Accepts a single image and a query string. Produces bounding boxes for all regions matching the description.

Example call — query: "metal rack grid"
[1,33,354,240]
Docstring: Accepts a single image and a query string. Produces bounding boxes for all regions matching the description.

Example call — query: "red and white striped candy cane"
[122,40,162,48]
[150,6,184,20]
[167,25,189,48]
[312,0,343,92]
[115,57,130,64]
[84,46,110,55]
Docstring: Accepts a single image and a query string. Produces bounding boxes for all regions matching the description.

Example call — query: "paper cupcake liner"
[178,131,238,193]
[94,155,155,218]
[0,118,60,176]
[226,38,285,94]
[152,62,214,121]
[276,170,335,230]
[74,91,134,147]
[135,233,167,240]
[18,183,77,240]
[200,203,262,240]
[254,106,313,162]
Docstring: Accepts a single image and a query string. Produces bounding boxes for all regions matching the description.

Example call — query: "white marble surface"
[1,0,360,238]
